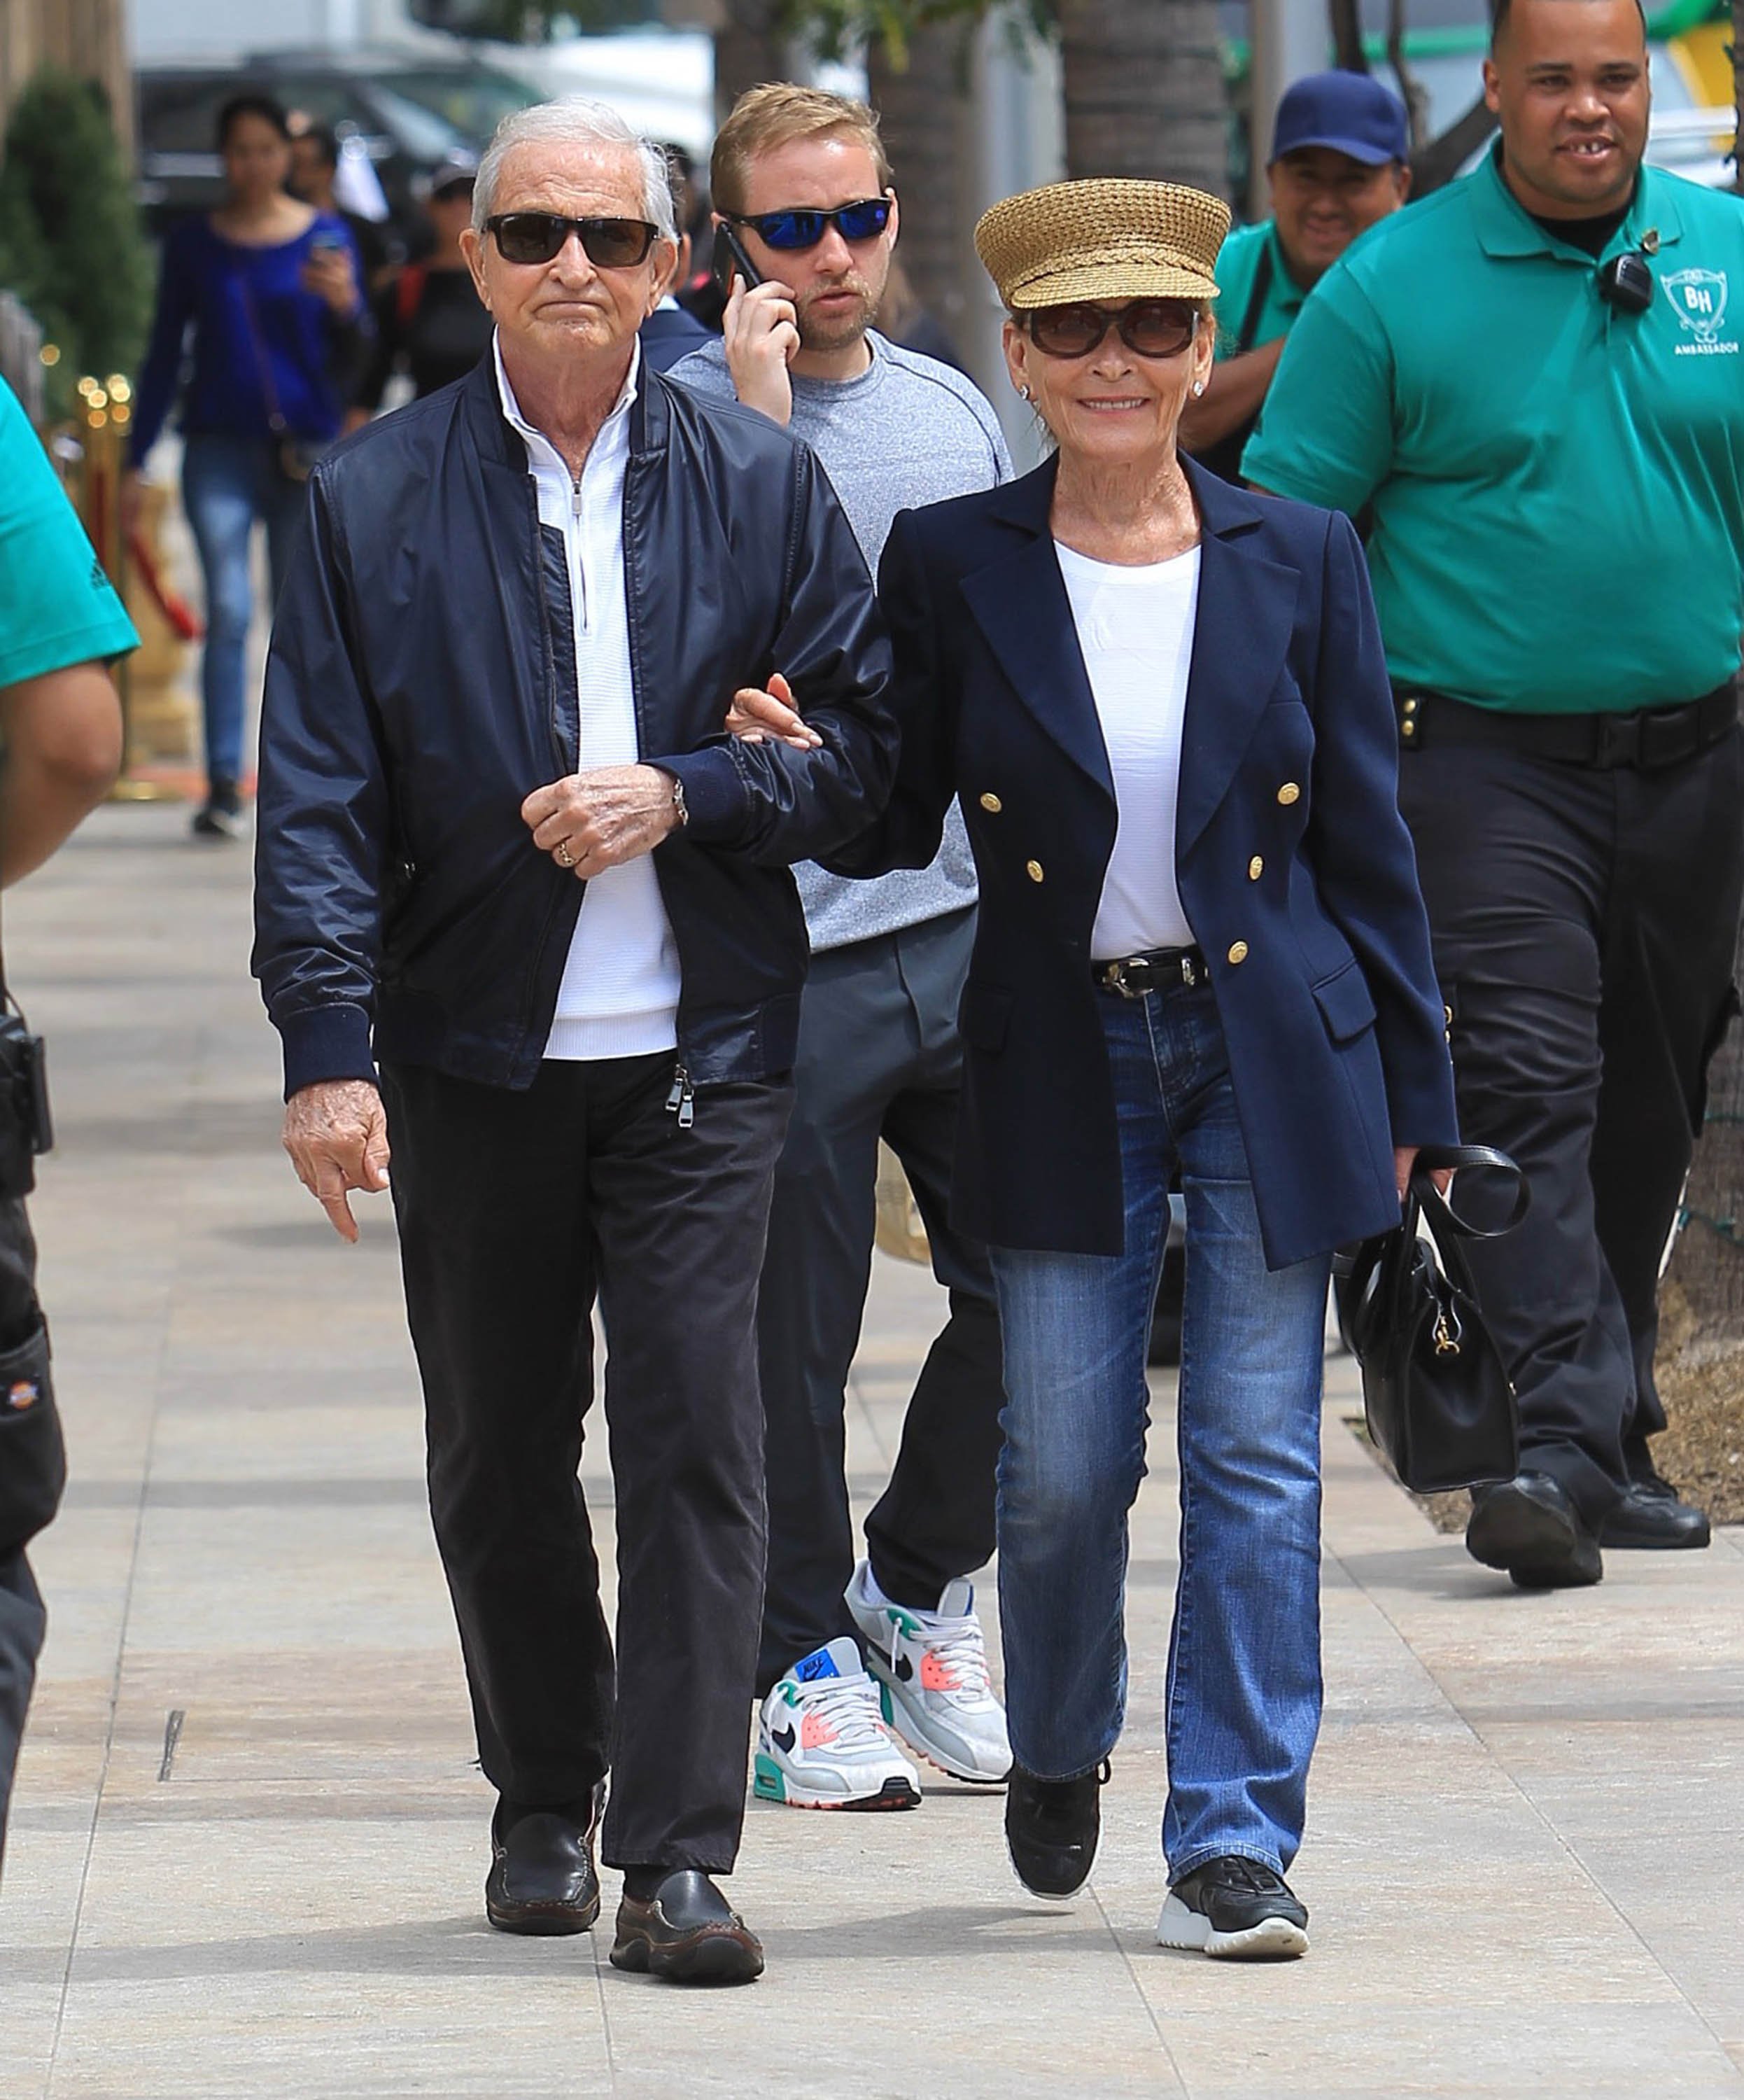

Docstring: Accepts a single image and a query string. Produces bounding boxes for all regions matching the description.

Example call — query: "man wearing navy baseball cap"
[1181,69,1410,481]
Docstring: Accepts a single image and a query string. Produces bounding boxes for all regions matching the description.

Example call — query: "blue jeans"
[989,980,1330,1881]
[181,433,307,794]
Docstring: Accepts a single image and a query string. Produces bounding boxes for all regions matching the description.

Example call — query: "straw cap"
[975,178,1231,310]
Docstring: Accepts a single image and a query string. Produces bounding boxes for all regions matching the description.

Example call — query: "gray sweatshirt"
[669,330,1012,952]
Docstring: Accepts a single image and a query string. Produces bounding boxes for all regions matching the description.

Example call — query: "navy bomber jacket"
[253,355,896,1099]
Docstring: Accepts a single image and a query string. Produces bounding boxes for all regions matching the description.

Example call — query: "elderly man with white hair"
[253,99,894,1985]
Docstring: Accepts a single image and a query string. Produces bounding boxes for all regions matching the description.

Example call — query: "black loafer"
[1005,1761,1106,1900]
[609,1870,764,1984]
[1601,1478,1711,1550]
[1466,1471,1603,1590]
[484,1784,604,1935]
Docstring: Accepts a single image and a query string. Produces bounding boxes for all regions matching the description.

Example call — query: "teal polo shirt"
[1213,219,1306,359]
[0,377,137,690]
[1244,150,1744,712]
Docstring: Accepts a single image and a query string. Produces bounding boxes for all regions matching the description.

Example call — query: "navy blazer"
[831,454,1459,1268]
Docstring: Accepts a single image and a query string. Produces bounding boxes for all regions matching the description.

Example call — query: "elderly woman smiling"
[741,177,1458,1956]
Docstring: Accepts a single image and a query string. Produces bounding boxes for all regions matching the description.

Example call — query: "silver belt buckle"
[1179,951,1198,988]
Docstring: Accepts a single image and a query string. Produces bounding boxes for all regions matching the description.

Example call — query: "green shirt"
[1213,219,1306,360]
[1244,151,1744,712]
[0,377,138,690]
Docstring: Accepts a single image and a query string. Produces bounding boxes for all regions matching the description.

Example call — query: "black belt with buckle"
[1395,680,1738,771]
[1094,946,1207,997]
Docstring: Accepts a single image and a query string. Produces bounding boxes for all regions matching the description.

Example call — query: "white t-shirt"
[495,336,682,1060]
[1055,540,1201,960]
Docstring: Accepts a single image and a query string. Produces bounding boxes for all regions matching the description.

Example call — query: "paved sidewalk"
[3,805,1744,2099]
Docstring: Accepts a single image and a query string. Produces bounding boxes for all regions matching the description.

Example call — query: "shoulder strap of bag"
[1409,1144,1532,1240]
[234,266,288,436]
[1233,236,1277,357]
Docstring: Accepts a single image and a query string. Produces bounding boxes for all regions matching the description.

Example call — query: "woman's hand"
[724,671,820,750]
[302,244,359,317]
[1394,1146,1454,1202]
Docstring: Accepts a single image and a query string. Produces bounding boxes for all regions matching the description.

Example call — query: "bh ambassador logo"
[1665,268,1737,355]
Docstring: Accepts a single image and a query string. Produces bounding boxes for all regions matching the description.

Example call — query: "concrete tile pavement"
[2,804,1743,2097]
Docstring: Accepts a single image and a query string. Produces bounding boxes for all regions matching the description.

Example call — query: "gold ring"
[554,840,575,869]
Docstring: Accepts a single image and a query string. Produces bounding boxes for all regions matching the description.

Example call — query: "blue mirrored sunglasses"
[728,197,893,252]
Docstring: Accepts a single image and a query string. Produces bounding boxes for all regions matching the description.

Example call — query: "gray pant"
[754,906,1006,1694]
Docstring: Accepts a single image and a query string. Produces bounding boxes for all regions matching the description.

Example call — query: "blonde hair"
[710,83,893,218]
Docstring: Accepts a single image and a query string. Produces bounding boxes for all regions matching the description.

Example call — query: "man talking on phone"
[672,87,1015,1820]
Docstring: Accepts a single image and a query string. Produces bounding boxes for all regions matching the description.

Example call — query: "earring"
[1019,384,1034,403]
[1191,380,1206,397]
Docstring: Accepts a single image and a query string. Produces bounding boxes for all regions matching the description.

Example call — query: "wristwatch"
[668,774,689,829]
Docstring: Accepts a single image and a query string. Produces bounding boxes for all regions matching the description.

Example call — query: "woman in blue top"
[125,92,365,839]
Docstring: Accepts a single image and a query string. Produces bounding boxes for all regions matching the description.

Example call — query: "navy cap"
[1270,71,1409,167]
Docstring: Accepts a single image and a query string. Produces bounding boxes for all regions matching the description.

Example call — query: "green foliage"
[789,0,1050,65]
[0,67,153,388]
[411,0,669,37]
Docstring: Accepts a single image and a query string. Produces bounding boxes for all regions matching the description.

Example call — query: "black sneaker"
[1158,1856,1309,1960]
[1466,1471,1603,1590]
[1004,1760,1106,1900]
[191,780,246,841]
[1599,1475,1710,1550]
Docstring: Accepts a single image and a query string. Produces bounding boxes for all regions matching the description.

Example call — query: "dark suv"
[134,51,536,237]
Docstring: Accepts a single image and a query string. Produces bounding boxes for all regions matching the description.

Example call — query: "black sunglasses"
[1026,300,1200,360]
[485,212,660,269]
[728,197,893,252]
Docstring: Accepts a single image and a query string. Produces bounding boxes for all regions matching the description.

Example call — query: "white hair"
[473,99,677,244]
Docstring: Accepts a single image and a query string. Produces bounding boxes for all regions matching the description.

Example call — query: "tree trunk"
[712,0,789,129]
[1056,0,1229,197]
[1329,0,1368,72]
[867,21,974,348]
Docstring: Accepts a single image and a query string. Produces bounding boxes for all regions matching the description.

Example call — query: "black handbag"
[1335,1143,1531,1494]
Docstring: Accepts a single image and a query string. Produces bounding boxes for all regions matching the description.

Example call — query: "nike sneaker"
[845,1561,1012,1783]
[753,1636,921,1810]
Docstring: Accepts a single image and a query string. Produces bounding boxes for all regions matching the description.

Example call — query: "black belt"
[1094,946,1207,997]
[1395,681,1738,771]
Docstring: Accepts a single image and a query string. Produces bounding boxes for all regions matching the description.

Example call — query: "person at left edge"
[252,98,894,1987]
[0,374,131,1877]
[124,91,365,844]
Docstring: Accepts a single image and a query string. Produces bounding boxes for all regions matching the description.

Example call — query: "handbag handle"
[1409,1143,1531,1240]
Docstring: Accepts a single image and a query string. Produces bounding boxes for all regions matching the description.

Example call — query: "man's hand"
[724,671,820,751]
[721,276,801,426]
[283,1079,391,1242]
[521,764,680,876]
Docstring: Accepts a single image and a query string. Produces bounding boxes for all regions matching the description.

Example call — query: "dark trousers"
[0,1196,53,1882]
[1397,726,1744,1525]
[381,1055,792,1872]
[755,906,1004,1695]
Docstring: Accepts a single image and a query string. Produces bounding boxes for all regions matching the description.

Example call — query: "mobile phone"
[712,223,763,300]
[308,232,347,258]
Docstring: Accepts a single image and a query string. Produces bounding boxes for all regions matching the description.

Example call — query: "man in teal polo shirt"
[1179,70,1411,482]
[0,370,130,1874]
[1248,0,1744,1590]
